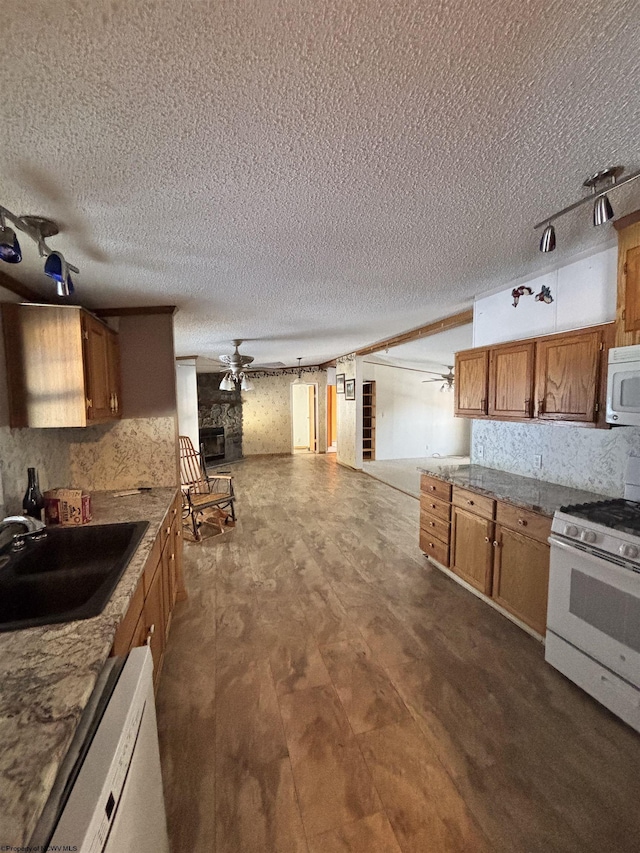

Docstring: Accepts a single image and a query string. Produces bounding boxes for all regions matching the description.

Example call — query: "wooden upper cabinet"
[488,341,535,419]
[454,348,489,416]
[2,303,121,428]
[624,245,640,333]
[535,328,602,422]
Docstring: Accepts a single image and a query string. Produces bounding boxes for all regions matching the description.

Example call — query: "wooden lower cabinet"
[492,503,551,635]
[451,506,494,595]
[111,490,186,690]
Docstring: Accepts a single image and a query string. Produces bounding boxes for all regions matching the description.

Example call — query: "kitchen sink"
[0,521,149,632]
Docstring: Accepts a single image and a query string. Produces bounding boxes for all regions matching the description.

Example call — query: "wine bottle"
[23,467,44,521]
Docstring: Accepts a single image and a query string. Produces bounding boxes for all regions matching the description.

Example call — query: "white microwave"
[606,345,640,425]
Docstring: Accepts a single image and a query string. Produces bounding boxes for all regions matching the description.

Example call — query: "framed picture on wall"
[336,373,345,394]
[345,378,355,400]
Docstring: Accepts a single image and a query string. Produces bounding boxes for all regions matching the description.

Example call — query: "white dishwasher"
[36,646,169,853]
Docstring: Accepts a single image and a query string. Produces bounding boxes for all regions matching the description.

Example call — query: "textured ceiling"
[2,1,640,366]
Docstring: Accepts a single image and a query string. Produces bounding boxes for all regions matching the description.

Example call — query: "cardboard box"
[44,489,92,526]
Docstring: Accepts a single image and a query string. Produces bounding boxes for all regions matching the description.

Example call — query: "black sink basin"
[0,521,149,632]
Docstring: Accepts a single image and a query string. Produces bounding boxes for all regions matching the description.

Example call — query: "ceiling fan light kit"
[534,165,640,253]
[0,206,79,295]
[422,365,455,392]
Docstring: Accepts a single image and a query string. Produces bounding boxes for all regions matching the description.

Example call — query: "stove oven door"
[547,535,640,687]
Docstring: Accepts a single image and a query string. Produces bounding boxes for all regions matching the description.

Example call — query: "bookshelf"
[362,380,376,461]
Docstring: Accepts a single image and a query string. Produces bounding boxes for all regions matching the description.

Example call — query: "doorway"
[291,383,317,453]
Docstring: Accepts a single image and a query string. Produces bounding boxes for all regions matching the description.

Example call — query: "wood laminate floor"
[156,455,640,853]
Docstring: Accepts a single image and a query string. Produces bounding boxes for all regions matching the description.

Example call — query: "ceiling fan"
[216,340,307,391]
[422,365,455,391]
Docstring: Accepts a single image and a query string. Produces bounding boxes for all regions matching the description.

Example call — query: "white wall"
[474,245,617,347]
[175,358,199,451]
[364,362,470,459]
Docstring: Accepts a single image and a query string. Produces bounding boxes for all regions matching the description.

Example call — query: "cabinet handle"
[480,398,486,410]
[518,518,528,527]
[538,399,545,414]
[430,521,435,527]
[86,398,93,410]
[492,540,499,548]
[114,393,118,412]
[430,485,436,491]
[166,526,171,535]
[467,499,474,506]
[524,398,531,412]
[430,503,436,509]
[484,536,490,543]
[146,623,155,646]
[429,543,435,549]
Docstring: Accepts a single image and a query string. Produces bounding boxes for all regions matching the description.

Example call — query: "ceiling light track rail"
[534,166,640,253]
[0,205,79,296]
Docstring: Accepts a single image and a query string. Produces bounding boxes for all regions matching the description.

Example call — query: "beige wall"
[242,370,328,456]
[336,354,361,469]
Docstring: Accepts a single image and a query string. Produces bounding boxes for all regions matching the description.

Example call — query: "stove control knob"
[580,530,597,544]
[564,525,579,538]
[620,544,639,560]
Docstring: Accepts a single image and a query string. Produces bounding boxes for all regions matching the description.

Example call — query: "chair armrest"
[206,474,233,481]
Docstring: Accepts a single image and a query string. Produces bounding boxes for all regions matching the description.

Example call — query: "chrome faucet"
[0,515,46,553]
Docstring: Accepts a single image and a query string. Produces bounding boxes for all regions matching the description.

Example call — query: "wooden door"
[454,349,489,417]
[82,313,112,421]
[327,385,337,447]
[488,341,535,418]
[624,245,640,333]
[492,526,550,635]
[535,329,601,422]
[451,506,494,594]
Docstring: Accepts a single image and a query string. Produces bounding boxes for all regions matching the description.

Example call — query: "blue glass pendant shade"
[44,251,64,281]
[0,226,22,263]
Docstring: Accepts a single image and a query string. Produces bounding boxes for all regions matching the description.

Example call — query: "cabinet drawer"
[452,487,495,520]
[420,510,451,544]
[420,494,451,521]
[419,530,450,567]
[420,474,452,503]
[495,501,552,544]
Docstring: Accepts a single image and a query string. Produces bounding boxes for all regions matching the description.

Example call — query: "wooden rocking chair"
[179,435,236,541]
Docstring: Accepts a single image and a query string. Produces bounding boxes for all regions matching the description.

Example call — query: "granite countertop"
[418,463,609,517]
[0,487,177,847]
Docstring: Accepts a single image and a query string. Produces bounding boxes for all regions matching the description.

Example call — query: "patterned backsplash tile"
[471,420,640,497]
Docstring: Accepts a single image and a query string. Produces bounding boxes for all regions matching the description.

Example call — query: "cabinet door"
[535,329,601,422]
[144,563,166,687]
[106,329,121,417]
[492,526,550,635]
[488,341,535,418]
[624,245,640,333]
[451,507,493,594]
[82,313,112,421]
[454,349,489,417]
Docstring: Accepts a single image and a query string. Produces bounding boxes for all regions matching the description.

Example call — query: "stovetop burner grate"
[560,499,640,532]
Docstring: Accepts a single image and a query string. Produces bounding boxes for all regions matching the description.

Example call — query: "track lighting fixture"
[534,166,640,252]
[539,224,556,254]
[0,206,79,296]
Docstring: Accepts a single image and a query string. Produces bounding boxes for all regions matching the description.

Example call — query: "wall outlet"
[476,444,484,460]
[534,454,542,469]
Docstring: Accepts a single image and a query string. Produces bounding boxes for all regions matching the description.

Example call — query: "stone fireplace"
[196,373,243,463]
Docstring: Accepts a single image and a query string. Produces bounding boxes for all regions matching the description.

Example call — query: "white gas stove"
[546,498,640,733]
